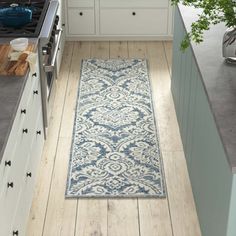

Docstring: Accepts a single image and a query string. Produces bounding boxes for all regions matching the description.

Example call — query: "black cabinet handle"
[5,160,11,166]
[26,172,32,177]
[21,109,26,114]
[7,182,14,188]
[33,90,38,95]
[36,130,41,135]
[32,72,37,77]
[62,23,65,27]
[23,128,28,134]
[132,12,136,16]
[13,230,19,236]
[79,12,83,16]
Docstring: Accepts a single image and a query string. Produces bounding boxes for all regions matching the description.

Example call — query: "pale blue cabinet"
[171,7,236,236]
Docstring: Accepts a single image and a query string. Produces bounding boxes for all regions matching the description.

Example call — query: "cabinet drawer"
[100,9,168,35]
[68,8,95,35]
[11,112,44,236]
[68,0,94,8]
[100,0,168,8]
[0,116,32,236]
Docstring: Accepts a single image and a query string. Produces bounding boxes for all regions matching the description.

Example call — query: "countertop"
[178,5,236,173]
[0,38,38,163]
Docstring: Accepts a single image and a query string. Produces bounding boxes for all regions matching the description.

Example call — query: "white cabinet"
[67,0,95,35]
[68,8,95,35]
[0,58,44,236]
[100,9,168,35]
[66,0,173,40]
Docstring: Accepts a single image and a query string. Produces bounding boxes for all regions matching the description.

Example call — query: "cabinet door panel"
[0,116,31,236]
[12,112,44,236]
[68,9,95,35]
[171,9,185,119]
[100,9,168,35]
[184,58,198,168]
[181,47,192,150]
[190,78,232,236]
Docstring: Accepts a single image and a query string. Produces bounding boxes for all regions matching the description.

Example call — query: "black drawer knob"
[26,172,32,177]
[79,12,83,16]
[13,230,19,236]
[21,109,26,114]
[5,160,11,166]
[32,72,37,77]
[33,90,39,95]
[36,130,41,135]
[62,23,65,27]
[7,182,14,188]
[23,128,28,134]
[132,12,136,16]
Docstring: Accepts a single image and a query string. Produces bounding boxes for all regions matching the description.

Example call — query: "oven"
[38,0,62,135]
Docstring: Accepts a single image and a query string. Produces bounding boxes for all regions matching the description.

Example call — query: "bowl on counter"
[10,38,28,51]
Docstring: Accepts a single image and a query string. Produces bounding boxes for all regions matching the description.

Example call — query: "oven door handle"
[44,28,63,73]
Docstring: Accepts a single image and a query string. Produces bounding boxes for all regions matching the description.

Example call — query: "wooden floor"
[26,41,202,236]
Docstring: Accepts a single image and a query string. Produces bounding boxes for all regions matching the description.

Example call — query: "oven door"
[40,28,63,130]
[44,27,63,97]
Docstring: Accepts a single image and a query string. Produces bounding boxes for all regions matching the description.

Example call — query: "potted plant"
[172,0,236,62]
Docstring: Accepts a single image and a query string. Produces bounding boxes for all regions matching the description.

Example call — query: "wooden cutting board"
[0,43,35,76]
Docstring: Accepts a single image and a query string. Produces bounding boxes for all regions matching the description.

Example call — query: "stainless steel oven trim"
[40,0,59,39]
[44,28,63,73]
[38,0,60,137]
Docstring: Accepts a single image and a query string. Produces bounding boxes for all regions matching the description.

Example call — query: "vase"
[222,27,236,64]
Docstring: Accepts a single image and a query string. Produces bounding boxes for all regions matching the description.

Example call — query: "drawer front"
[68,8,95,35]
[0,115,32,236]
[100,9,168,35]
[11,112,44,236]
[68,0,94,8]
[100,0,168,9]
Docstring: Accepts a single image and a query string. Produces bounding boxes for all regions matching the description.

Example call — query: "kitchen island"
[0,38,45,236]
[171,5,236,236]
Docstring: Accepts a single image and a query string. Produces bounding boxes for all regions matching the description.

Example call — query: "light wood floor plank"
[42,138,77,236]
[109,41,128,58]
[146,41,183,152]
[128,41,147,58]
[139,199,173,236]
[59,42,91,138]
[108,200,140,236]
[91,41,110,59]
[163,151,202,236]
[163,41,173,74]
[75,199,107,236]
[26,42,74,236]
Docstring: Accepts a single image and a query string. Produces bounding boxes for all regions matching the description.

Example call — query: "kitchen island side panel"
[227,176,236,236]
[171,7,236,236]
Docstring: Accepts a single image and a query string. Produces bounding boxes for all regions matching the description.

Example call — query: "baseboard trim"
[66,35,173,41]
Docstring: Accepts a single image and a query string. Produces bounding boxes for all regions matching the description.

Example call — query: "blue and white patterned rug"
[66,59,166,198]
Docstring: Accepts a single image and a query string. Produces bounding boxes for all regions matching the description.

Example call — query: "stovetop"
[0,0,49,37]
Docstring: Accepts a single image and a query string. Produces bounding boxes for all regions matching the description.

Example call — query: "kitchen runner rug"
[66,59,166,198]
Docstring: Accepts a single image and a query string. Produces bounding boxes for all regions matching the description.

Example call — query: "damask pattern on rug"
[66,59,166,197]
